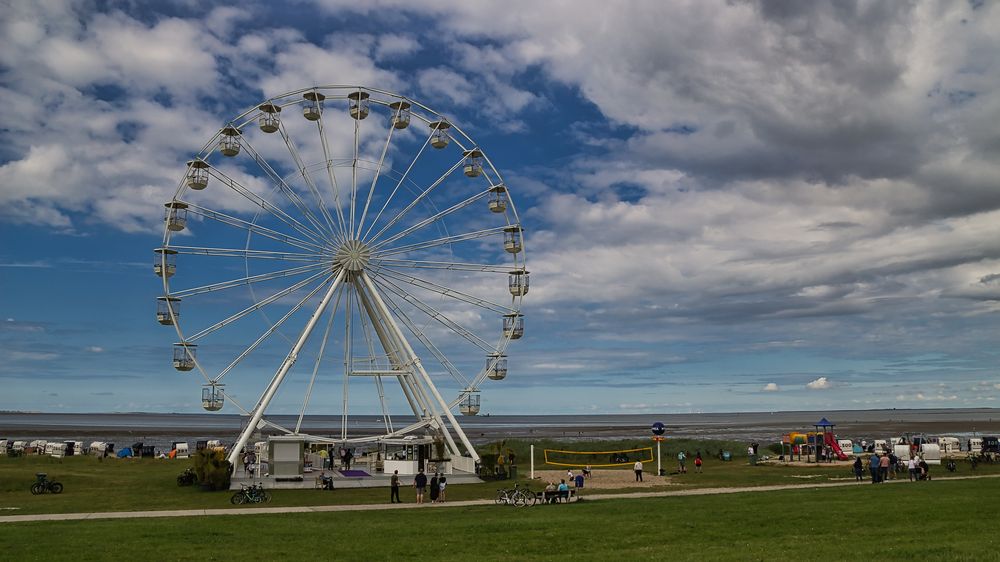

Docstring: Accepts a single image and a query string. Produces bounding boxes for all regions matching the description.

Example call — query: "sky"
[2,0,1000,416]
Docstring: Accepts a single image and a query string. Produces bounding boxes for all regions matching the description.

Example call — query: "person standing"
[429,473,440,503]
[344,448,353,471]
[677,450,687,473]
[438,475,447,502]
[853,457,864,482]
[879,453,890,483]
[633,459,643,482]
[869,453,880,484]
[907,457,917,481]
[413,469,427,504]
[694,452,703,473]
[390,470,401,503]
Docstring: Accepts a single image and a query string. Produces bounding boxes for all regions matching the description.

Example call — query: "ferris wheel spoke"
[373,276,494,352]
[361,127,435,243]
[378,288,470,387]
[371,189,491,251]
[295,287,343,434]
[206,169,328,247]
[315,117,351,242]
[184,203,326,253]
[184,270,331,342]
[169,245,327,262]
[170,263,328,299]
[214,276,340,382]
[354,296,395,433]
[350,109,361,239]
[370,259,513,273]
[367,157,464,244]
[356,112,397,240]
[277,119,347,242]
[239,140,338,241]
[376,227,507,257]
[378,268,515,315]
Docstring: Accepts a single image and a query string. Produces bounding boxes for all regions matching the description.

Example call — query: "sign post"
[651,422,666,476]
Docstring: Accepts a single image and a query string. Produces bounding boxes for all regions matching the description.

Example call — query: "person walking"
[677,450,687,473]
[694,452,703,473]
[429,472,440,503]
[853,457,864,482]
[413,469,427,504]
[390,470,401,503]
[633,459,643,482]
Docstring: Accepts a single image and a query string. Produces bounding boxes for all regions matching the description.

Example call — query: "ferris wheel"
[155,85,527,467]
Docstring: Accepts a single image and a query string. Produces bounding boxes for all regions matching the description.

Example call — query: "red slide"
[823,433,849,461]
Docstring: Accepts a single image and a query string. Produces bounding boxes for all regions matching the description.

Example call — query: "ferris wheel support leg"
[355,284,428,421]
[226,270,346,469]
[357,276,461,457]
[359,271,480,463]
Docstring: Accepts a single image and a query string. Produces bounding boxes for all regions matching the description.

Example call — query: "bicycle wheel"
[30,483,43,495]
[512,490,528,507]
[494,490,509,505]
[49,482,63,494]
[230,492,245,505]
[522,490,536,507]
[263,491,272,503]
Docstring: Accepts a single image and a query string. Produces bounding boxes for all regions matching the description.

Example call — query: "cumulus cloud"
[806,377,831,390]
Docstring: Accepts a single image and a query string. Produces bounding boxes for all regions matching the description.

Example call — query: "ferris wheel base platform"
[230,470,484,490]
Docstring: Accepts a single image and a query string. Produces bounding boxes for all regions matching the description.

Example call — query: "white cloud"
[762,383,779,392]
[806,377,831,390]
[86,346,104,353]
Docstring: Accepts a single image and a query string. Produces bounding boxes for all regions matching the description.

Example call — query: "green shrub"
[192,448,231,491]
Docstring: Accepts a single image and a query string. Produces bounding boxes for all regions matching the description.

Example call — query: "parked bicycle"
[177,467,197,486]
[495,481,535,507]
[30,472,63,495]
[231,483,271,505]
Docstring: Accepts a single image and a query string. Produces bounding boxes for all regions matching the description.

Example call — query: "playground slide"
[823,433,849,461]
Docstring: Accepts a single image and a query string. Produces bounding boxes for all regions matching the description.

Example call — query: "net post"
[530,444,534,480]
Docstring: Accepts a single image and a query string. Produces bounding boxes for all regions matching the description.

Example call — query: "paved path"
[3,473,997,524]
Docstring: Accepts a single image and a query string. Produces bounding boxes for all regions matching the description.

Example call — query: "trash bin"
[509,465,517,480]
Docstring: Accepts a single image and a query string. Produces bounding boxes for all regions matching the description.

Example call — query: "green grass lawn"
[2,446,995,516]
[3,476,998,561]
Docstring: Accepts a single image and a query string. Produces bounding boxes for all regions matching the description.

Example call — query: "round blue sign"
[651,421,665,435]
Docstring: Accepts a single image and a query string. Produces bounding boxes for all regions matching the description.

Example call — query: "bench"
[536,488,577,503]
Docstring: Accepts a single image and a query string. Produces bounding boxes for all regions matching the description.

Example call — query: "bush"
[192,448,231,491]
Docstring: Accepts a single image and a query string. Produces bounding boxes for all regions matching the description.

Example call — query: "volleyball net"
[543,446,655,468]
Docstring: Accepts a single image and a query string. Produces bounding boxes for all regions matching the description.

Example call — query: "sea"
[3,408,999,452]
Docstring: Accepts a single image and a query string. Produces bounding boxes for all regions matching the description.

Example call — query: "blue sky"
[3,1,1000,416]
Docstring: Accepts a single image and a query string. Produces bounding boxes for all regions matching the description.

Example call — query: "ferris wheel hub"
[334,239,372,272]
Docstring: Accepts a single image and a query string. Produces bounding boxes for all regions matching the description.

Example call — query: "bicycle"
[230,483,271,505]
[495,481,535,507]
[30,473,63,495]
[177,467,197,486]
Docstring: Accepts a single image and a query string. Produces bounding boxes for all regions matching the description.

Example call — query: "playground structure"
[780,417,849,463]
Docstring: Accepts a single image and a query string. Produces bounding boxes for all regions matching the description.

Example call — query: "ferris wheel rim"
[158,84,527,444]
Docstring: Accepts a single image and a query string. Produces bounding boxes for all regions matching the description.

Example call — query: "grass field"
[3,477,999,560]
[3,443,998,561]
